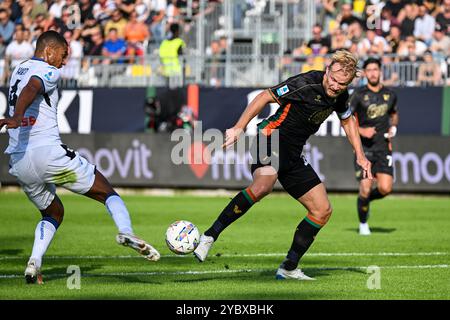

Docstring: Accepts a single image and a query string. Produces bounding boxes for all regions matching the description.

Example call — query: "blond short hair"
[329,50,359,79]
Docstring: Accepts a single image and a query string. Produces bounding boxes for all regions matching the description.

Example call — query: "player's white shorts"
[8,144,96,210]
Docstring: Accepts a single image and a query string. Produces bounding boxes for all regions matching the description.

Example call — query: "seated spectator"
[93,0,116,25]
[104,9,128,39]
[167,0,182,24]
[84,27,104,66]
[378,6,400,38]
[397,35,428,58]
[358,29,388,57]
[4,25,34,81]
[430,23,450,57]
[102,28,127,64]
[417,50,442,86]
[307,23,331,56]
[149,0,167,44]
[206,39,226,86]
[80,0,95,24]
[0,8,15,48]
[384,0,405,18]
[399,2,418,38]
[424,0,441,18]
[347,19,364,43]
[338,3,362,32]
[385,24,402,54]
[414,3,436,45]
[135,0,150,23]
[115,0,137,19]
[61,30,83,87]
[435,0,450,35]
[330,27,351,51]
[125,11,150,43]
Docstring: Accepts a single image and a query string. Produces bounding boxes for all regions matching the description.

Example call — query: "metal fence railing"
[1,54,449,88]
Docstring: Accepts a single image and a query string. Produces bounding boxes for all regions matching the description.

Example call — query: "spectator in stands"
[399,2,418,38]
[105,9,128,39]
[167,0,182,24]
[307,23,331,56]
[379,6,400,38]
[384,0,405,18]
[339,2,362,32]
[300,54,325,73]
[436,0,450,34]
[218,36,228,57]
[48,0,65,21]
[385,24,402,54]
[115,0,137,19]
[414,2,436,45]
[61,29,83,87]
[347,19,364,43]
[424,0,441,17]
[398,35,428,60]
[417,50,443,86]
[0,8,15,55]
[135,0,150,22]
[61,1,82,40]
[93,0,116,25]
[150,0,167,44]
[0,0,21,24]
[102,27,127,64]
[84,27,104,65]
[125,11,149,61]
[330,27,352,52]
[322,0,339,34]
[358,28,388,56]
[206,39,225,86]
[4,25,34,82]
[430,23,450,56]
[80,0,95,24]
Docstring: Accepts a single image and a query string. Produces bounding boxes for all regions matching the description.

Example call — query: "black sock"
[204,188,257,240]
[369,188,386,201]
[357,196,370,223]
[282,215,322,271]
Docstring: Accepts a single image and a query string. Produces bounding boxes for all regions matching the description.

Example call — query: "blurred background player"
[194,50,372,280]
[0,31,160,284]
[348,57,399,236]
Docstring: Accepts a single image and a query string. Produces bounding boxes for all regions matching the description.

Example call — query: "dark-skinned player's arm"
[341,114,373,179]
[0,77,43,130]
[222,89,275,148]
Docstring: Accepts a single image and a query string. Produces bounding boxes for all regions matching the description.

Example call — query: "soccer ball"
[165,220,200,255]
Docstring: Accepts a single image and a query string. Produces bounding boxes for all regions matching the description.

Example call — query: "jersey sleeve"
[269,74,304,105]
[32,66,60,93]
[347,89,361,114]
[389,91,398,114]
[335,90,352,120]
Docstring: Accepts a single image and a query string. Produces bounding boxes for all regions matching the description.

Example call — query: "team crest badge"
[383,94,390,101]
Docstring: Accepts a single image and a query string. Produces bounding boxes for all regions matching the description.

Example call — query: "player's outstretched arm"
[0,77,43,130]
[222,89,275,148]
[341,115,373,179]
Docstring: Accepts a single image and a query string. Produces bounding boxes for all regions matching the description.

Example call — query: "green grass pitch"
[0,191,449,300]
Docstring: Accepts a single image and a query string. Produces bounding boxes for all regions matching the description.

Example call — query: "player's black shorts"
[250,135,322,199]
[354,149,393,180]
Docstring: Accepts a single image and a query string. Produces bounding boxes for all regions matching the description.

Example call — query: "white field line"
[1,264,449,279]
[0,251,449,261]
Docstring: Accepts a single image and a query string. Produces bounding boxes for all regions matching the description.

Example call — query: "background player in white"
[0,31,160,284]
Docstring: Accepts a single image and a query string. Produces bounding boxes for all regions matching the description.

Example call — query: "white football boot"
[116,233,160,261]
[193,234,214,262]
[275,267,315,280]
[24,258,43,284]
[359,223,371,236]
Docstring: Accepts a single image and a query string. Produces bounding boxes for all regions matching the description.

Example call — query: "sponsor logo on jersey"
[276,85,289,96]
[44,71,53,81]
[309,107,334,124]
[367,103,388,119]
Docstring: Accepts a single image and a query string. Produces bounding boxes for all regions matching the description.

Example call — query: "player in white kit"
[0,31,160,284]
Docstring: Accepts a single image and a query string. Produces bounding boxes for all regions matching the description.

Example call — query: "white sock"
[105,195,134,235]
[30,219,58,268]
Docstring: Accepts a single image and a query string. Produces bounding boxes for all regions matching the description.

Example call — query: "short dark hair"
[35,30,68,53]
[170,23,180,35]
[363,57,381,69]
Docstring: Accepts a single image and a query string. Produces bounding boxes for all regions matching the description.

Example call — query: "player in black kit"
[193,50,372,280]
[348,57,399,236]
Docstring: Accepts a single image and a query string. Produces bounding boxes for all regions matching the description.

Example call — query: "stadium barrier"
[0,134,449,193]
[0,86,447,135]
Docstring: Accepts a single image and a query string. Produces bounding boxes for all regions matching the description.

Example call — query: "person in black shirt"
[193,50,372,280]
[348,57,399,236]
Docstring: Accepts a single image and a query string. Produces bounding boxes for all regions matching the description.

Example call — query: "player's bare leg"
[84,170,160,261]
[194,166,278,262]
[277,183,331,280]
[25,195,64,284]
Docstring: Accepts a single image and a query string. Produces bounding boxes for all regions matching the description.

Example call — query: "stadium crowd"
[0,0,448,86]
